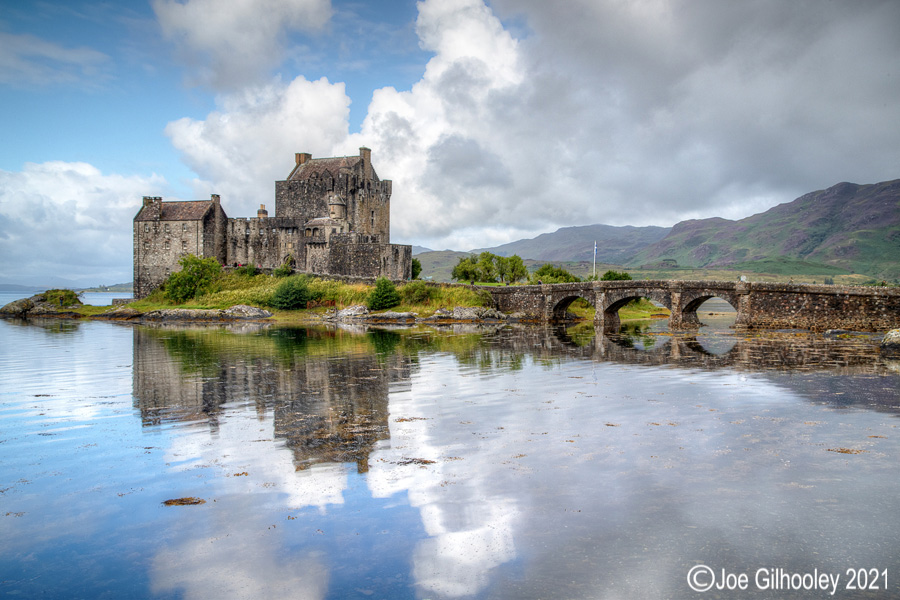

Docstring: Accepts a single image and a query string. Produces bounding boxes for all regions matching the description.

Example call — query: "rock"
[142,308,226,321]
[0,297,34,317]
[881,329,900,357]
[224,305,272,319]
[432,308,452,317]
[334,305,369,319]
[451,307,506,321]
[367,311,417,321]
[99,306,144,320]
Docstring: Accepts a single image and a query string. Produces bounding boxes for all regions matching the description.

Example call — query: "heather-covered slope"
[627,180,900,280]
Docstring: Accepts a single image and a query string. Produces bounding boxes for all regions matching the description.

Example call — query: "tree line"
[451,252,632,285]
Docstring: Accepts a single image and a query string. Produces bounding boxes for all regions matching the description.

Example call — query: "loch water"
[1,314,899,599]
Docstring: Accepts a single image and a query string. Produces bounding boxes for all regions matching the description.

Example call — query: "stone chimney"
[295,152,312,165]
[211,193,220,206]
[257,204,268,218]
[142,196,162,220]
[359,147,372,180]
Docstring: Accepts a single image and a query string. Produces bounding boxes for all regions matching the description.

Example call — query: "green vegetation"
[600,270,633,281]
[234,264,259,277]
[400,280,433,304]
[451,252,529,284]
[367,277,401,310]
[411,257,422,280]
[44,289,82,306]
[164,255,222,303]
[530,263,580,284]
[270,275,313,310]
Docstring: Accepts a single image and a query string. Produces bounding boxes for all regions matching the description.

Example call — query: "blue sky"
[1,0,899,287]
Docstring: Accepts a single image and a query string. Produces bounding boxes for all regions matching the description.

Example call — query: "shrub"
[411,257,422,280]
[400,280,433,305]
[234,264,258,277]
[367,277,401,311]
[530,263,580,284]
[165,255,222,303]
[273,262,293,278]
[270,275,312,310]
[600,270,632,281]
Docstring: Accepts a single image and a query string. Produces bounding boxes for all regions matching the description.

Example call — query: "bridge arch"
[550,294,596,321]
[678,290,741,328]
[597,288,671,333]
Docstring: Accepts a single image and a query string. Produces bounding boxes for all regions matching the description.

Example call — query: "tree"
[451,256,480,284]
[411,257,422,280]
[165,254,222,303]
[367,277,401,310]
[477,252,498,283]
[530,263,580,284]
[499,255,528,283]
[600,270,632,281]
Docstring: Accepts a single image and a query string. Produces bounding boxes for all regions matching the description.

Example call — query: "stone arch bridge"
[485,280,900,332]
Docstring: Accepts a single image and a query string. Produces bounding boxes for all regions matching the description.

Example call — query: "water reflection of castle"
[132,326,410,472]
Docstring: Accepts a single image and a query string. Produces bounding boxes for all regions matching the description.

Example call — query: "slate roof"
[135,200,214,222]
[287,156,365,181]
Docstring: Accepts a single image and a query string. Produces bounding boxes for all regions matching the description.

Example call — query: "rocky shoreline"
[0,294,541,326]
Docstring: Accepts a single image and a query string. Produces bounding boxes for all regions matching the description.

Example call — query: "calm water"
[1,316,899,599]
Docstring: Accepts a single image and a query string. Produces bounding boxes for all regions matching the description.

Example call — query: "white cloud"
[164,75,351,215]
[0,31,110,87]
[0,161,167,285]
[157,0,900,252]
[152,0,332,89]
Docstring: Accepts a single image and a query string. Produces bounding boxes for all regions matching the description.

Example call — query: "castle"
[133,147,412,299]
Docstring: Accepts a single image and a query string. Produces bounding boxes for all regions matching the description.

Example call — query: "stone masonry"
[488,280,900,333]
[133,148,412,299]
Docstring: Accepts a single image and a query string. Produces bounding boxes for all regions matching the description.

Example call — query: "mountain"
[472,224,671,263]
[627,180,900,280]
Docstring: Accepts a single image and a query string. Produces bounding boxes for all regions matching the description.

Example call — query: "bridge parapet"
[483,280,900,333]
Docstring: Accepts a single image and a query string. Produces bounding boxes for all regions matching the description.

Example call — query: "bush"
[400,280,433,305]
[367,277,401,311]
[530,263,580,284]
[270,275,312,310]
[411,257,422,280]
[234,264,258,277]
[165,255,222,303]
[600,270,632,281]
[273,262,293,278]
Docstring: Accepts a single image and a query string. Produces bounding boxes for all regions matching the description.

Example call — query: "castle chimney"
[359,147,372,180]
[142,196,162,220]
[257,204,268,218]
[295,152,312,165]
[211,193,220,205]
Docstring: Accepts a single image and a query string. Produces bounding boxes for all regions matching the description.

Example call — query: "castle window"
[143,241,149,250]
[371,210,375,227]
[164,240,170,250]
[332,228,336,234]
[182,241,187,251]
[183,223,188,232]
[144,223,149,233]
[164,224,170,234]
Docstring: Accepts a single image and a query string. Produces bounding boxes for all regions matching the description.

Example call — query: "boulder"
[99,306,144,320]
[224,305,272,319]
[367,311,417,322]
[334,305,369,319]
[451,307,506,321]
[881,329,900,357]
[0,297,34,317]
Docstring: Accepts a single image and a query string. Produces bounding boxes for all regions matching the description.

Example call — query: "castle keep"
[133,148,412,299]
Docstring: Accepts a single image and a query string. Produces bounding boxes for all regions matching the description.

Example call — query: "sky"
[0,0,898,287]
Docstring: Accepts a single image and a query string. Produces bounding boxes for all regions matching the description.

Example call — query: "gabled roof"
[287,156,365,181]
[135,200,214,222]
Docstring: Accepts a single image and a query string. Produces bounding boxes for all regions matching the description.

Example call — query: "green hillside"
[626,180,900,281]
